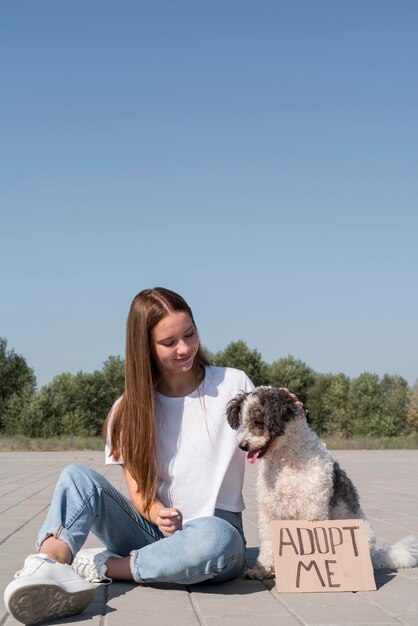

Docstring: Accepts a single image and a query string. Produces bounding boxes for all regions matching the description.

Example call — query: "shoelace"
[73,554,112,584]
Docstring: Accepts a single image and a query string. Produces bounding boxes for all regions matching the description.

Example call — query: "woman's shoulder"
[112,395,124,408]
[204,365,254,391]
[106,395,124,427]
[109,395,124,415]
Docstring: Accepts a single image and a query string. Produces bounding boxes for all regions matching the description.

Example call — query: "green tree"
[305,373,333,434]
[25,357,125,437]
[212,340,269,386]
[406,379,418,431]
[324,373,351,437]
[202,346,215,363]
[348,372,384,436]
[0,338,36,434]
[306,373,350,436]
[379,374,409,436]
[74,356,125,435]
[2,384,37,436]
[267,355,316,404]
[26,373,85,437]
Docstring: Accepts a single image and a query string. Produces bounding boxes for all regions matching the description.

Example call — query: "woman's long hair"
[104,287,209,514]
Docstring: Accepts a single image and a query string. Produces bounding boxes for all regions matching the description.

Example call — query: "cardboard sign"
[270,519,376,593]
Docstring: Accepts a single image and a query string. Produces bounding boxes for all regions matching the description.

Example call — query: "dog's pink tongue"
[247,450,260,464]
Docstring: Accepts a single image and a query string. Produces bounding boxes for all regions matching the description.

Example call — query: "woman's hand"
[155,507,183,537]
[123,467,183,535]
[279,387,305,418]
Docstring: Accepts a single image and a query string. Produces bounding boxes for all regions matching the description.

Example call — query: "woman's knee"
[57,463,99,490]
[59,463,89,481]
[186,516,244,557]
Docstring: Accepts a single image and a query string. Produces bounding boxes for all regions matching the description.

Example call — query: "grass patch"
[1,433,418,452]
[0,435,103,452]
[323,433,418,450]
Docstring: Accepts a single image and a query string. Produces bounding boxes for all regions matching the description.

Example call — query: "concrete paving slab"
[190,579,301,626]
[0,449,417,625]
[106,583,200,626]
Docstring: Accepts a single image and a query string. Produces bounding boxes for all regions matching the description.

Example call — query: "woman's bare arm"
[123,467,182,536]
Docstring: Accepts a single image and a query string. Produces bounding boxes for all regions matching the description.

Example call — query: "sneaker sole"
[7,583,96,625]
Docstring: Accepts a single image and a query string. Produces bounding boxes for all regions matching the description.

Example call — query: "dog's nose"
[239,442,249,452]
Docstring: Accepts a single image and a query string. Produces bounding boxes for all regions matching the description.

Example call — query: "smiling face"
[152,310,200,379]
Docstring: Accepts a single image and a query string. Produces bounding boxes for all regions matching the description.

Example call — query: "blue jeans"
[36,464,246,585]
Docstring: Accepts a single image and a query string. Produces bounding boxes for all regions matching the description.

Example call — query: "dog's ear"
[226,391,248,430]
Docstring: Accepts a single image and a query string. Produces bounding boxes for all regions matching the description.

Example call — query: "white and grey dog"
[227,386,418,580]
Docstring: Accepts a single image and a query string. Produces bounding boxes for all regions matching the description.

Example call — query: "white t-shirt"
[105,366,254,524]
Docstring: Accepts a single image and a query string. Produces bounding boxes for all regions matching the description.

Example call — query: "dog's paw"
[245,564,274,580]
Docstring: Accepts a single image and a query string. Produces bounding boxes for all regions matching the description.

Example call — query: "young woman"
[4,287,302,625]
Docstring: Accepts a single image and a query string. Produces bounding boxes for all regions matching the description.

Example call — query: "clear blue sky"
[1,1,417,388]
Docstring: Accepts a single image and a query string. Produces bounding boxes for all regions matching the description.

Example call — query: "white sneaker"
[72,547,122,583]
[3,553,96,625]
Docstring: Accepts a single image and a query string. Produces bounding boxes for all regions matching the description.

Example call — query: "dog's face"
[226,386,298,463]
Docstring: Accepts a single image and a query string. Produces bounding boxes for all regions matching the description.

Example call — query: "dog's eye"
[254,420,265,430]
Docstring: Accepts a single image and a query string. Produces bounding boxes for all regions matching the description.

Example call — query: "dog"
[226,386,418,580]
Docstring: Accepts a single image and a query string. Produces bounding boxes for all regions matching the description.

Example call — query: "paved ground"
[1,449,418,626]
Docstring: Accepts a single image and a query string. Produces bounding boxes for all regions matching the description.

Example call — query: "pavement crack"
[0,503,50,546]
[263,580,306,625]
[0,611,10,626]
[0,483,56,516]
[187,586,206,626]
[99,583,110,626]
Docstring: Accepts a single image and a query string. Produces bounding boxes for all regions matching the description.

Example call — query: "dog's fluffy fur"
[227,386,418,580]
